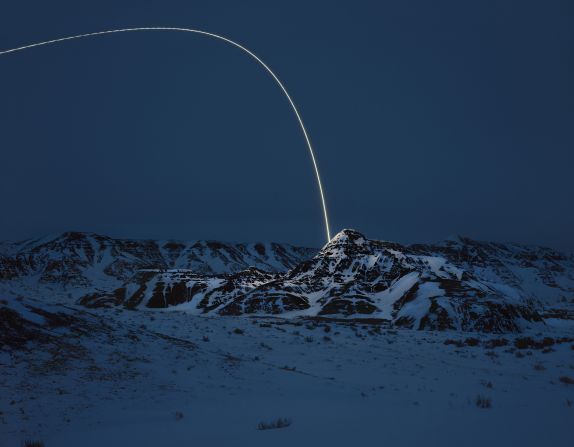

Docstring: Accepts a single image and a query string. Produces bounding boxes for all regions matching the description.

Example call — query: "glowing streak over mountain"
[0,27,332,242]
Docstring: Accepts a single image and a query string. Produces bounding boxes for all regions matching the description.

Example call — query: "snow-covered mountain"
[45,229,571,333]
[0,231,316,298]
[1,229,573,332]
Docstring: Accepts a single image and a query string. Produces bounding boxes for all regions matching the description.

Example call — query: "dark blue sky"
[1,0,572,249]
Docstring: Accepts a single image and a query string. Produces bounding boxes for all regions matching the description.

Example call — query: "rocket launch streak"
[0,27,332,243]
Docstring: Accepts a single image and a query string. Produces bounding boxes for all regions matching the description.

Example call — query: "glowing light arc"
[0,27,332,242]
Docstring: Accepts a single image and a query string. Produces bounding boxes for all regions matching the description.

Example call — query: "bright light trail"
[0,27,332,242]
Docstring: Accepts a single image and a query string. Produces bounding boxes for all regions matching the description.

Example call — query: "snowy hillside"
[0,231,316,300]
[1,296,573,446]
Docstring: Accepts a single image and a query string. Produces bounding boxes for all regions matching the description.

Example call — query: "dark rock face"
[0,307,44,348]
[2,229,574,333]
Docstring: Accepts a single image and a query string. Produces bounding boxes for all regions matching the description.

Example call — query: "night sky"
[1,0,572,250]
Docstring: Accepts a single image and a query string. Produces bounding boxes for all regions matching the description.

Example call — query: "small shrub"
[515,337,533,349]
[475,395,492,408]
[224,354,241,363]
[465,337,480,347]
[323,336,332,342]
[304,336,314,343]
[559,376,574,385]
[202,335,210,342]
[533,363,546,371]
[175,411,184,420]
[484,338,508,349]
[257,417,292,430]
[323,325,331,333]
[233,328,244,335]
[444,339,464,348]
[515,337,555,350]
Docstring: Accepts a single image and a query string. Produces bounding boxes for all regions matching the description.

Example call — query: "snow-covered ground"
[2,306,573,447]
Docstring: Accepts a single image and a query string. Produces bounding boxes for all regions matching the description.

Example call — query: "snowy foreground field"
[2,307,573,447]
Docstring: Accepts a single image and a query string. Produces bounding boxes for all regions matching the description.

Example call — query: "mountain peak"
[329,229,367,245]
[321,229,370,256]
